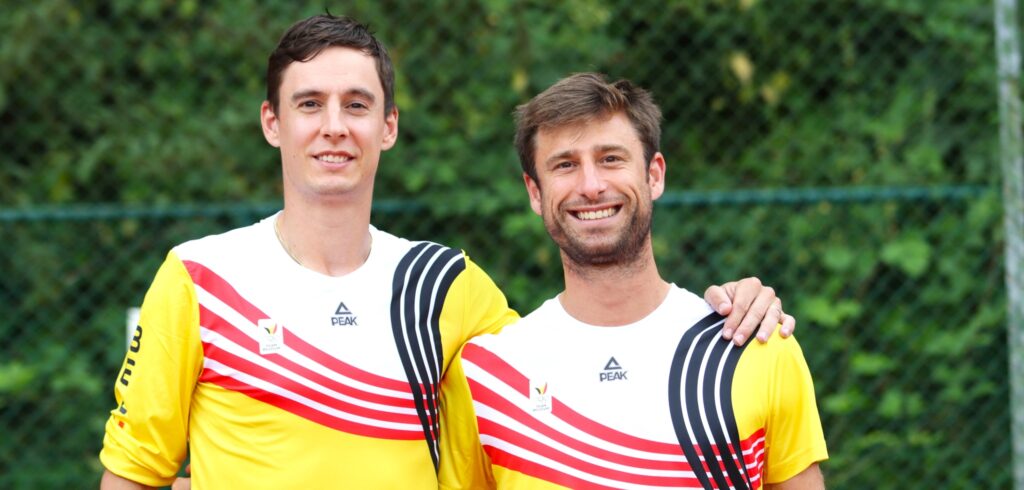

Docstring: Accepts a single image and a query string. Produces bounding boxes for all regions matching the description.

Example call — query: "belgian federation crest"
[529,380,552,413]
[256,318,284,354]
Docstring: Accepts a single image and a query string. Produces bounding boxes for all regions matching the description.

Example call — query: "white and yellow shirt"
[440,286,827,489]
[100,215,518,488]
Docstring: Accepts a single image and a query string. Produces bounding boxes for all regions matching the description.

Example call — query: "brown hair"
[514,72,662,182]
[266,14,395,115]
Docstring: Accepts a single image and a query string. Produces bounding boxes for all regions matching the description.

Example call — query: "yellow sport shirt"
[100,216,518,488]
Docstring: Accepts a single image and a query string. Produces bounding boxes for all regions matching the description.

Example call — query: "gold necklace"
[274,216,303,266]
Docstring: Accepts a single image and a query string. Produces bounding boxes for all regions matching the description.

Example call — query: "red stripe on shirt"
[463,343,681,453]
[196,303,414,408]
[478,417,696,487]
[468,378,685,470]
[200,337,422,427]
[463,343,767,487]
[201,370,423,440]
[487,431,761,488]
[485,445,708,489]
[184,259,413,392]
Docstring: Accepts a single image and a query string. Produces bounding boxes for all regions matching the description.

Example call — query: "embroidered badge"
[257,319,284,354]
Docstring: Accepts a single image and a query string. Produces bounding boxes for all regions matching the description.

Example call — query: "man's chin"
[561,243,629,267]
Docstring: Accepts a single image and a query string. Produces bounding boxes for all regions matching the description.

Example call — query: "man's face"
[260,47,398,202]
[525,112,665,267]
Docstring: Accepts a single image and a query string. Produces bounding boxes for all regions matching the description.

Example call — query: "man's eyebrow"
[290,88,377,104]
[596,144,631,155]
[544,149,578,167]
[291,89,325,103]
[345,88,377,103]
[543,144,633,166]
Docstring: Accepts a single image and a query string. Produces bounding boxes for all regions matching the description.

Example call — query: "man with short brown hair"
[440,73,827,489]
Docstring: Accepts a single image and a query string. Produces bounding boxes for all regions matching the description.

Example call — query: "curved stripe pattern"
[184,260,423,440]
[668,313,754,490]
[390,242,465,471]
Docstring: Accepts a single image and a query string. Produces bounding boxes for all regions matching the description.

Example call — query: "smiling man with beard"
[439,73,828,489]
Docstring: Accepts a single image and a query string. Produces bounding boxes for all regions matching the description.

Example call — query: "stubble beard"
[544,197,654,275]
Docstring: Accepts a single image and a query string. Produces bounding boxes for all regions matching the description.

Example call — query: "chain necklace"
[273,215,303,266]
[273,214,373,271]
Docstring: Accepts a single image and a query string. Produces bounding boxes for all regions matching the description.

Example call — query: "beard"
[543,195,654,270]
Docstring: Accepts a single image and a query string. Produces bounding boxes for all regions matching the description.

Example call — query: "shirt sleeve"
[439,345,496,489]
[99,251,203,487]
[438,252,520,370]
[763,334,829,483]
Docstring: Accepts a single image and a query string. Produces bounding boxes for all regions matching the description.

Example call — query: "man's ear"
[381,106,399,151]
[648,152,666,201]
[260,101,281,148]
[524,173,543,216]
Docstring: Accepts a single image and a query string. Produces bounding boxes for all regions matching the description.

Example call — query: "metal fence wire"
[0,0,1013,488]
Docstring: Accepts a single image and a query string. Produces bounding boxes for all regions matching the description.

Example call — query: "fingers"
[171,463,192,490]
[707,277,793,346]
[704,283,737,332]
[780,313,796,337]
[720,277,761,342]
[731,282,775,346]
[753,298,784,343]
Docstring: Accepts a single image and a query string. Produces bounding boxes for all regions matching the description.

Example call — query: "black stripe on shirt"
[391,242,465,472]
[668,312,754,490]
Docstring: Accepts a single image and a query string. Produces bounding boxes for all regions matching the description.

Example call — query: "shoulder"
[666,284,715,318]
[464,297,559,352]
[173,216,272,260]
[371,226,469,269]
[742,330,807,361]
[731,331,815,398]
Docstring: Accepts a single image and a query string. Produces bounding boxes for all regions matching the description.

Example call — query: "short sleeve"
[99,251,203,487]
[438,253,519,370]
[763,335,829,483]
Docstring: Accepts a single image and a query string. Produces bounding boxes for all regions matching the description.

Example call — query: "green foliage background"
[0,0,1008,487]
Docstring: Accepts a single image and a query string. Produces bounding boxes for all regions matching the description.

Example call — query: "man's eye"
[348,102,369,110]
[299,100,319,108]
[555,161,573,169]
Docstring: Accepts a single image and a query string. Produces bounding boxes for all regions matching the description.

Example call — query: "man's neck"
[558,247,671,327]
[277,192,373,277]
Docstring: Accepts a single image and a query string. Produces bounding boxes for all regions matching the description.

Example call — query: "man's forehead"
[536,113,640,154]
[280,46,382,94]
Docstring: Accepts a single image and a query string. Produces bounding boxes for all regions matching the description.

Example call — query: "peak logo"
[331,302,358,326]
[599,357,628,382]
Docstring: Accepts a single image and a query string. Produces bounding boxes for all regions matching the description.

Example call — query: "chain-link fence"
[0,0,1012,488]
[0,188,1006,488]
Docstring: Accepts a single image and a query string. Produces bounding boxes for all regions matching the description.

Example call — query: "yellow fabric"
[439,347,495,490]
[101,249,518,489]
[732,331,828,485]
[100,252,201,487]
[439,256,521,373]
